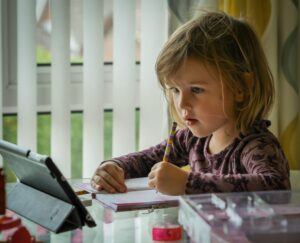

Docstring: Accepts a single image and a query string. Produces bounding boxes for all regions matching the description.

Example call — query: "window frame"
[2,0,140,114]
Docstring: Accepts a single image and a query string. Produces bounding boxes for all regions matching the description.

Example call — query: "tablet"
[0,139,96,233]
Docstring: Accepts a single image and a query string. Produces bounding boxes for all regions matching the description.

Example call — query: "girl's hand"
[91,161,127,193]
[148,162,189,195]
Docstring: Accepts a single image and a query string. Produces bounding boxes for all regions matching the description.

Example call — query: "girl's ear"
[234,89,244,102]
[234,72,254,102]
[244,72,254,89]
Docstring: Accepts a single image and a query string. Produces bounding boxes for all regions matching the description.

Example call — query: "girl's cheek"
[173,97,180,108]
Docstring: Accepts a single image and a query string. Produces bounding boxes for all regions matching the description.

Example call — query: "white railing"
[0,0,169,178]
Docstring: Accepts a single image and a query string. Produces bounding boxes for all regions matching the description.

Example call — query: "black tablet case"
[0,140,96,233]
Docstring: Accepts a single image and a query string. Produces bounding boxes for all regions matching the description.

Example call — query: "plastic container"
[150,213,182,242]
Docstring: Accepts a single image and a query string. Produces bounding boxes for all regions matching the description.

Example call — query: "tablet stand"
[7,183,82,233]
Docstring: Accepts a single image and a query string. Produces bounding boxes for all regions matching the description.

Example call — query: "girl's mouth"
[184,118,197,126]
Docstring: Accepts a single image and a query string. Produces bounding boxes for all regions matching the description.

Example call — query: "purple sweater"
[111,120,291,194]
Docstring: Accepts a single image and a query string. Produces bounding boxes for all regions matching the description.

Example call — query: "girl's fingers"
[148,162,161,181]
[101,171,126,193]
[92,174,101,184]
[148,177,156,189]
[148,169,155,180]
[148,169,157,189]
[91,174,105,191]
[96,175,117,193]
[106,165,125,185]
[105,167,127,192]
[92,162,127,193]
[90,180,102,191]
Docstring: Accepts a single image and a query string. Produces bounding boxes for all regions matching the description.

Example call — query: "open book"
[75,177,179,211]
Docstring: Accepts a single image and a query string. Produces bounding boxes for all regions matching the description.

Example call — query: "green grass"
[3,115,17,183]
[2,110,139,182]
[36,45,52,64]
[36,45,83,64]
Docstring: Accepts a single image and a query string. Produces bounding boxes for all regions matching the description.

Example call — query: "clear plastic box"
[178,191,300,243]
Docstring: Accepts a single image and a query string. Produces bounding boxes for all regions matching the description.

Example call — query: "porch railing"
[0,0,169,178]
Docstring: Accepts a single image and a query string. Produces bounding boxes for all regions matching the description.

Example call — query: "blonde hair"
[156,11,274,134]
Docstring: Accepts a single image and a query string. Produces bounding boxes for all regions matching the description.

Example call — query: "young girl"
[91,11,291,195]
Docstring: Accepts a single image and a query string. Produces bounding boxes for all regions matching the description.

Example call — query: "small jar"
[150,213,182,242]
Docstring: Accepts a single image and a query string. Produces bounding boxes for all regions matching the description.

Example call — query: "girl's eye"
[191,87,204,94]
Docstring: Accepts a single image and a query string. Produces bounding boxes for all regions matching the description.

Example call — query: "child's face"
[168,57,236,138]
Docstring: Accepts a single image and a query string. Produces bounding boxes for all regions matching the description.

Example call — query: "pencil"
[163,122,177,162]
[75,189,89,196]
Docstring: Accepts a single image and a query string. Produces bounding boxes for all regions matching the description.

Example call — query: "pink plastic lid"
[152,224,182,241]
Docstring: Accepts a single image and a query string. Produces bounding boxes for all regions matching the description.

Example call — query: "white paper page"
[75,177,151,194]
[95,189,179,210]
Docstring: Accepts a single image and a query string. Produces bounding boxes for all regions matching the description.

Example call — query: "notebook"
[75,177,179,211]
[0,139,96,233]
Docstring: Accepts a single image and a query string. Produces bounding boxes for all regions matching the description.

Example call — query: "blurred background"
[1,0,299,182]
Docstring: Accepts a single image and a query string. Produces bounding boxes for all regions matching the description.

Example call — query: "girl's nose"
[178,93,191,110]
